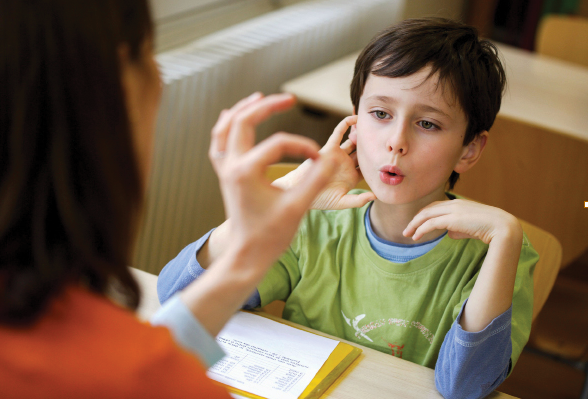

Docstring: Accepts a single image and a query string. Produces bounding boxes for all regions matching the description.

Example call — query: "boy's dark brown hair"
[350,18,506,189]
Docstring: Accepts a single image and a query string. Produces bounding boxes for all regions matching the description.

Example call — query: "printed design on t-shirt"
[341,312,373,341]
[384,341,404,358]
[341,311,435,345]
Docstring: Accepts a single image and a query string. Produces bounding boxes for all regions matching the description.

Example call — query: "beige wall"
[402,0,466,20]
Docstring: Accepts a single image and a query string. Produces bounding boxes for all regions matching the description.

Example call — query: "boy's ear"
[349,107,358,144]
[453,131,488,174]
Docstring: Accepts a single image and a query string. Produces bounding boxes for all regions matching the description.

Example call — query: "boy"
[158,18,538,399]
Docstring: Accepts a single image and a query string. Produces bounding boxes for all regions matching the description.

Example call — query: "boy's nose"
[387,145,406,154]
[386,123,409,155]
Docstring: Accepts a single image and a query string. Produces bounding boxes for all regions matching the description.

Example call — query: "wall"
[402,0,466,20]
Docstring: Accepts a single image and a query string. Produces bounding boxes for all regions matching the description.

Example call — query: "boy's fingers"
[337,192,376,209]
[411,214,451,241]
[326,116,358,148]
[403,203,451,236]
[359,191,377,203]
[340,138,356,155]
[226,94,296,156]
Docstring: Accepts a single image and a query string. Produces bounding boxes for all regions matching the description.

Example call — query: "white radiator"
[135,0,403,274]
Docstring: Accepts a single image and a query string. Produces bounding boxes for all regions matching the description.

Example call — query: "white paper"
[207,312,339,399]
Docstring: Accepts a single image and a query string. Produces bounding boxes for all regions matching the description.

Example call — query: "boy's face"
[351,67,471,206]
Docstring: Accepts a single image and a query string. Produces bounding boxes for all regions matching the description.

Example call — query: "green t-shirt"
[258,201,538,369]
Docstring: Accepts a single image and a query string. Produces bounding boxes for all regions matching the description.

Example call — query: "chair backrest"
[518,220,562,321]
[536,15,588,67]
[265,163,562,322]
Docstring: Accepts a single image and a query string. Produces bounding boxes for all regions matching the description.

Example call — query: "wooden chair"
[517,219,562,322]
[263,163,562,324]
[536,15,588,67]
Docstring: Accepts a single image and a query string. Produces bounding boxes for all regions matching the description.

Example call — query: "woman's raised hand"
[272,116,375,210]
[208,92,335,269]
[181,93,339,335]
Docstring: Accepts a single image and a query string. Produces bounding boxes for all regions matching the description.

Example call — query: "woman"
[0,0,336,397]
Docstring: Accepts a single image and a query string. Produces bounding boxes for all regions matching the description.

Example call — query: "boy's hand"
[272,116,376,210]
[404,199,524,332]
[403,199,522,245]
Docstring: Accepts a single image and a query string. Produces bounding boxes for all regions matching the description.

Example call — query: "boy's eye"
[371,110,389,120]
[418,120,438,130]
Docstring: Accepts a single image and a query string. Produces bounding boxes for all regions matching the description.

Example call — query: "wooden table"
[281,43,588,267]
[130,268,516,398]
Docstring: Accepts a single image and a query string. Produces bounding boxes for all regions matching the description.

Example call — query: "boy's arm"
[403,199,522,332]
[460,223,521,331]
[195,222,229,270]
[407,200,536,398]
[157,233,213,303]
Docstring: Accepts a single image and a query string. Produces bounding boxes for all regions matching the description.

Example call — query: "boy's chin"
[371,185,449,207]
[370,189,412,206]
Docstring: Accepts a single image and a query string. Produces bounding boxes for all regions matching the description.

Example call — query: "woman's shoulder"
[0,285,230,398]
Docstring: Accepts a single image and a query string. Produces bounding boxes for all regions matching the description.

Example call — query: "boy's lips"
[379,165,404,185]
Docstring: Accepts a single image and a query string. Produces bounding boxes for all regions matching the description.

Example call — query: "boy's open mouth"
[379,165,404,177]
[379,165,404,185]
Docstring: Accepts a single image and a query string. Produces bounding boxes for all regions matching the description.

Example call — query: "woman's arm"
[178,92,335,336]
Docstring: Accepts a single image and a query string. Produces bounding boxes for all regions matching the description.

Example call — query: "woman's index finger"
[225,93,296,156]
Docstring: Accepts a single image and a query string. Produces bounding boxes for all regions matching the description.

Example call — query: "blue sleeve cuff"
[157,229,215,304]
[242,290,261,310]
[150,294,225,368]
[435,300,512,399]
[453,300,512,347]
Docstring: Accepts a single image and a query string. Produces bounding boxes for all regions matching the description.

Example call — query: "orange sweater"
[0,285,232,399]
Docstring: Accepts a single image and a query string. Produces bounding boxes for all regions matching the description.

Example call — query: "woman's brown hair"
[0,0,153,325]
